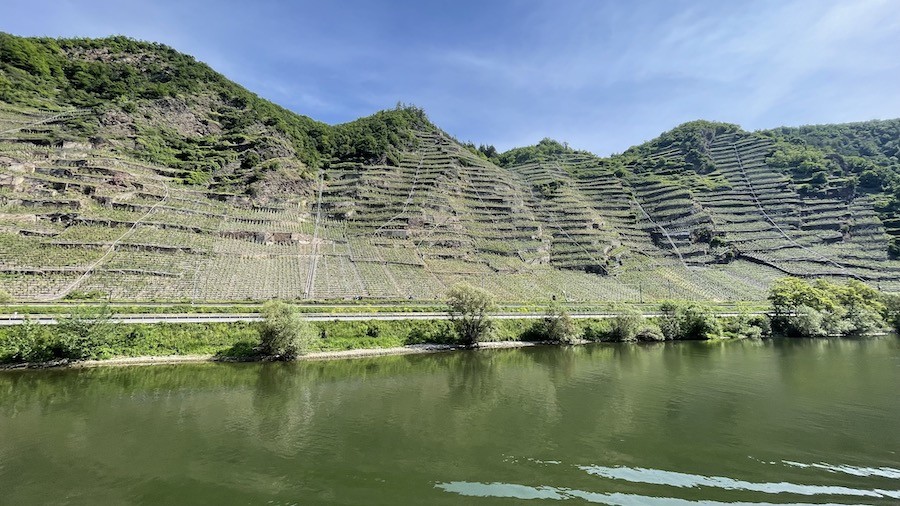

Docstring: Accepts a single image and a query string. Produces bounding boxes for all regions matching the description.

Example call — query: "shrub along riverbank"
[1,277,898,366]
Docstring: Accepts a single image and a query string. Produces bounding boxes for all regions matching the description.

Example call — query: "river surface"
[1,338,898,505]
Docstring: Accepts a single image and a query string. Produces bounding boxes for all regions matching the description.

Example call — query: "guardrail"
[0,311,766,325]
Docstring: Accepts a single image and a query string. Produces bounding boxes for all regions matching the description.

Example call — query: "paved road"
[0,312,762,325]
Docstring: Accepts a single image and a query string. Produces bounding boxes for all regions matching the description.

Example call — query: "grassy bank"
[4,275,897,367]
[0,315,781,368]
[0,317,620,365]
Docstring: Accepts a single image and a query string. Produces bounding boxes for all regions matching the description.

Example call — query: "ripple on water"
[580,465,899,499]
[437,460,900,504]
[780,460,900,479]
[435,481,869,505]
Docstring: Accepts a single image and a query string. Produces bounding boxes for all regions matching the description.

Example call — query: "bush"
[607,310,643,342]
[1,318,55,363]
[882,293,900,333]
[528,305,580,344]
[634,324,665,342]
[844,303,885,336]
[810,171,828,186]
[259,300,319,359]
[63,290,107,300]
[446,283,496,347]
[405,320,454,345]
[723,313,771,339]
[56,303,115,359]
[658,301,721,340]
[709,236,726,248]
[581,320,610,342]
[0,288,12,303]
[748,315,771,336]
[791,304,830,337]
[859,169,882,188]
[768,277,885,337]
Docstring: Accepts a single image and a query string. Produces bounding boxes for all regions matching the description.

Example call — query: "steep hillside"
[765,120,900,252]
[0,33,898,303]
[602,121,899,281]
[0,33,428,200]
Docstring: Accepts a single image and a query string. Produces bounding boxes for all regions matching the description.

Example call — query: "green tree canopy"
[446,283,496,347]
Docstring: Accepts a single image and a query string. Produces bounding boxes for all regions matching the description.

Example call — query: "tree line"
[1,276,898,365]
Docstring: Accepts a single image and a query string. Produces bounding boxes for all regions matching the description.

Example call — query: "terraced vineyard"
[1,34,898,303]
[4,104,896,303]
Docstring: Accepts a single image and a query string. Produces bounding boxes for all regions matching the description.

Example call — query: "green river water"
[1,338,898,505]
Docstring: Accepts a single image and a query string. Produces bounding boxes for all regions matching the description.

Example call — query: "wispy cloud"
[2,0,899,154]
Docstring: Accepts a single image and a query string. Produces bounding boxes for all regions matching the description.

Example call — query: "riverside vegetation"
[1,278,897,366]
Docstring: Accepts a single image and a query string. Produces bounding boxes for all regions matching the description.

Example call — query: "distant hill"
[1,33,898,303]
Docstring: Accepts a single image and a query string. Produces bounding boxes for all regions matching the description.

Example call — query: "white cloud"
[3,0,899,154]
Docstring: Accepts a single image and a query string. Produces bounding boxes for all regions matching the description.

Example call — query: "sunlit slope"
[599,123,900,283]
[0,105,785,302]
[1,33,898,302]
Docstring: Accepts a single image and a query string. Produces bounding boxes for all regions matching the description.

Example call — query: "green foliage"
[692,226,713,243]
[477,144,498,160]
[241,151,261,170]
[859,169,883,188]
[768,277,886,337]
[622,120,739,174]
[770,119,900,166]
[881,293,900,333]
[722,313,770,339]
[331,105,428,165]
[581,320,611,342]
[63,290,107,300]
[0,288,12,303]
[527,305,580,344]
[56,303,115,359]
[634,323,665,342]
[768,277,837,314]
[767,143,829,175]
[0,318,55,362]
[0,321,261,364]
[495,138,585,167]
[460,141,500,164]
[258,300,319,358]
[0,33,434,189]
[536,180,563,197]
[402,320,455,345]
[0,33,60,78]
[810,171,828,186]
[446,283,497,347]
[658,301,722,340]
[606,310,644,342]
[767,120,900,250]
[593,312,665,342]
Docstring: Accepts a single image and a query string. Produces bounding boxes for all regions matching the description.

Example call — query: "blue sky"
[4,0,900,154]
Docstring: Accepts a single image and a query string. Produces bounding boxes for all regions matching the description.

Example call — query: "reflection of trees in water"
[771,336,892,406]
[0,363,258,416]
[438,349,566,454]
[250,362,317,457]
[446,350,496,405]
[4,340,896,461]
[522,345,580,382]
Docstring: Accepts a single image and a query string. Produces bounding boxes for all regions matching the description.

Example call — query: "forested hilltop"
[0,33,430,197]
[1,32,899,303]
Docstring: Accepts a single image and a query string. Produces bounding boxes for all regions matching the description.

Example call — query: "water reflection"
[0,337,897,505]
